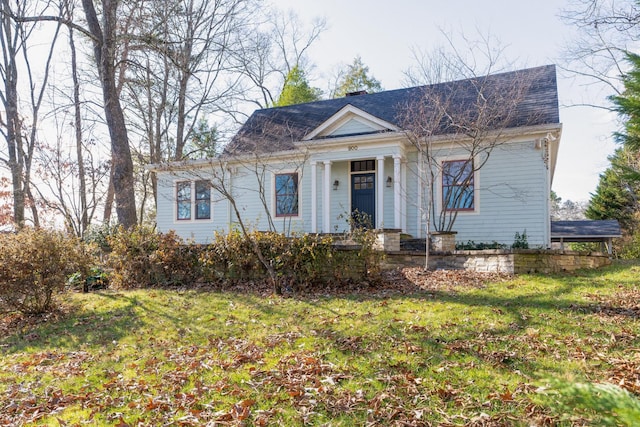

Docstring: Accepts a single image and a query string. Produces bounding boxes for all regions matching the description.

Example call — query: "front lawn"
[1,263,639,425]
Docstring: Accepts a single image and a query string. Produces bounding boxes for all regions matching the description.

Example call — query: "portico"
[310,154,406,234]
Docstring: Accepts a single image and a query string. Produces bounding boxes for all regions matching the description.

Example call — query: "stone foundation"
[382,249,611,274]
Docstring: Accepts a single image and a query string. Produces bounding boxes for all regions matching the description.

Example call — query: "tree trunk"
[103,169,114,224]
[1,2,25,228]
[70,27,88,235]
[82,0,137,228]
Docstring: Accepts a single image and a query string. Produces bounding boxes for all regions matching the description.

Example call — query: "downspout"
[227,164,233,233]
[545,140,552,249]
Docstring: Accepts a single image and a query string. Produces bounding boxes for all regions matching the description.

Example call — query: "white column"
[310,161,317,233]
[416,150,423,238]
[401,159,407,232]
[377,156,385,229]
[323,161,332,233]
[393,155,402,230]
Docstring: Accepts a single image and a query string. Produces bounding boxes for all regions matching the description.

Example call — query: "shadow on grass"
[0,293,143,355]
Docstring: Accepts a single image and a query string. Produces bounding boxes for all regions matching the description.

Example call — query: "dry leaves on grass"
[387,268,511,292]
[582,286,640,397]
[585,286,640,319]
[183,267,511,298]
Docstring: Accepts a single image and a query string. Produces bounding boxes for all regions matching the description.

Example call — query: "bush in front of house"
[200,231,336,286]
[106,226,201,289]
[456,240,507,250]
[287,233,335,285]
[106,226,382,291]
[0,228,95,315]
[200,228,380,288]
[199,230,265,281]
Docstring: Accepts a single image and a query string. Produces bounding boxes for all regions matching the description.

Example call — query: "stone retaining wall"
[382,249,611,274]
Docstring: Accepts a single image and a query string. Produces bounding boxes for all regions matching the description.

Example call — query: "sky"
[270,0,619,203]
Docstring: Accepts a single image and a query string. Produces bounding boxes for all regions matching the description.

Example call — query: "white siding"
[155,139,551,247]
[329,118,377,136]
[155,169,229,243]
[404,141,550,247]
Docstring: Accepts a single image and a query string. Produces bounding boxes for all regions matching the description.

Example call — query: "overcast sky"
[270,0,619,202]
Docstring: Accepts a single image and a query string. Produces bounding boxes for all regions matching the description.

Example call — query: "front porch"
[309,153,408,234]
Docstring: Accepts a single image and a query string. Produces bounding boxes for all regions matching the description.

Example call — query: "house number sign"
[348,145,358,151]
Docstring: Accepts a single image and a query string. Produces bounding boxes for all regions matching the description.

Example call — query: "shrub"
[0,228,95,315]
[200,230,263,282]
[107,226,202,289]
[154,231,202,286]
[84,222,120,252]
[109,226,384,291]
[456,240,507,250]
[287,233,335,285]
[105,226,159,289]
[512,230,529,249]
[200,229,382,289]
[616,232,640,259]
[339,218,383,281]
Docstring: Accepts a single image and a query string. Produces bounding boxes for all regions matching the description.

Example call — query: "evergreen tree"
[590,52,640,235]
[586,147,640,233]
[333,56,383,98]
[611,52,640,153]
[273,65,322,107]
[184,118,219,159]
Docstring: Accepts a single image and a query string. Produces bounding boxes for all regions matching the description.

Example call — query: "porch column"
[401,158,407,232]
[393,155,402,229]
[323,161,332,233]
[377,155,385,229]
[311,161,317,233]
[416,150,423,238]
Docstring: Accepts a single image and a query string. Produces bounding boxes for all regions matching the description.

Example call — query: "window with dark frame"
[350,159,375,172]
[195,180,211,219]
[275,173,299,217]
[442,160,475,211]
[176,181,192,220]
[176,180,211,221]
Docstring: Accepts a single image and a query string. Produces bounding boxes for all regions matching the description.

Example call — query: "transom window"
[442,159,475,211]
[176,180,211,220]
[351,160,375,172]
[275,173,299,217]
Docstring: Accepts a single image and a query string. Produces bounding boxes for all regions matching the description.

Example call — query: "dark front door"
[351,173,375,228]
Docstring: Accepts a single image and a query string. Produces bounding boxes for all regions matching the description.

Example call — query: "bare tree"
[0,0,63,228]
[78,0,138,227]
[154,118,306,294]
[34,113,109,236]
[122,0,260,224]
[561,0,640,108]
[233,8,327,110]
[398,33,544,268]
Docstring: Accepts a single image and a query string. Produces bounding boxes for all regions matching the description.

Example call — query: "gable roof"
[303,104,400,140]
[227,64,559,154]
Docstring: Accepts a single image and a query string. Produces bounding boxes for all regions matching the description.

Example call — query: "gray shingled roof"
[228,65,559,154]
[551,220,622,240]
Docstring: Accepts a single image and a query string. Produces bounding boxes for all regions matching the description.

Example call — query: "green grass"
[1,262,639,426]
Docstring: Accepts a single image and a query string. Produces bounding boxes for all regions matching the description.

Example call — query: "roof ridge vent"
[345,90,368,97]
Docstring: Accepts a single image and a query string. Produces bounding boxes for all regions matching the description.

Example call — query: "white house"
[150,65,562,248]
